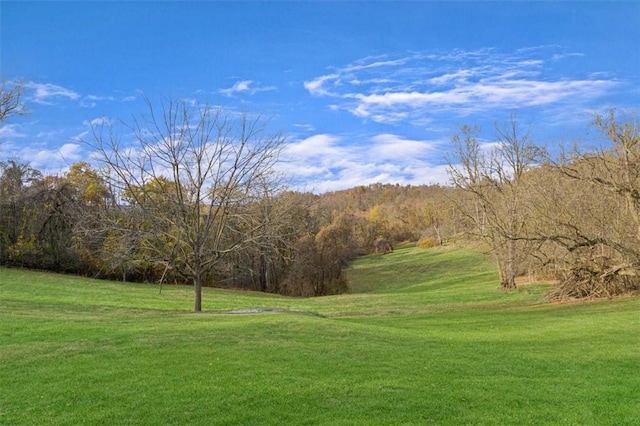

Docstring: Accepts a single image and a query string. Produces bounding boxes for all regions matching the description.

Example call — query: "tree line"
[0,159,452,306]
[0,89,451,311]
[1,82,639,307]
[449,111,640,300]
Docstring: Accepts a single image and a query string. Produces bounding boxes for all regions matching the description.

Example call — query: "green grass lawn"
[1,246,639,424]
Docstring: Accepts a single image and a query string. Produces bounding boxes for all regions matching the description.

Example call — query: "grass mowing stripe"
[1,246,639,424]
[3,313,637,424]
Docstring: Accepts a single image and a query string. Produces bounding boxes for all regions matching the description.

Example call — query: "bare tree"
[540,109,640,299]
[0,81,23,123]
[448,115,545,289]
[0,81,24,156]
[561,110,640,237]
[87,97,286,311]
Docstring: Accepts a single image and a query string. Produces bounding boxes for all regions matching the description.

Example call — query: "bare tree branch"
[0,81,24,123]
[85,96,286,311]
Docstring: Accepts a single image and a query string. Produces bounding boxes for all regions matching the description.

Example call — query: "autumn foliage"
[2,94,639,303]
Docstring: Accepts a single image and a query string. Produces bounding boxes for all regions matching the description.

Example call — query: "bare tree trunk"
[498,249,517,290]
[194,276,202,312]
[448,116,544,291]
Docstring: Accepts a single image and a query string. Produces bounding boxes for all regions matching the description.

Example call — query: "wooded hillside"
[1,83,639,305]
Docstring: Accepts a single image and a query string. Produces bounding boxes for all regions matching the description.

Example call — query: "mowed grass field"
[1,246,639,425]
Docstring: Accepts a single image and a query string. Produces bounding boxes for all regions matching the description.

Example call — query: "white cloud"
[80,94,115,108]
[284,134,342,157]
[303,47,623,125]
[343,56,408,73]
[85,95,114,101]
[551,52,585,61]
[280,133,447,192]
[219,80,276,97]
[11,143,84,171]
[428,69,474,86]
[292,123,315,133]
[0,124,27,140]
[83,117,112,127]
[24,82,80,105]
[370,134,437,159]
[70,131,89,143]
[304,74,340,97]
[58,143,83,160]
[221,80,252,96]
[22,83,135,107]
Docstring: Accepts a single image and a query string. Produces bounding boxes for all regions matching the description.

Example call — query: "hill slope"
[1,247,638,424]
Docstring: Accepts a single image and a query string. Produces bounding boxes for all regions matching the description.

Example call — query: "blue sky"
[1,1,639,192]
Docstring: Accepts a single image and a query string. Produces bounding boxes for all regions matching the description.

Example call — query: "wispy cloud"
[80,94,116,108]
[369,134,436,159]
[24,82,80,105]
[82,116,113,127]
[220,80,253,96]
[219,80,276,97]
[304,47,622,125]
[0,124,27,140]
[23,82,137,108]
[303,74,340,97]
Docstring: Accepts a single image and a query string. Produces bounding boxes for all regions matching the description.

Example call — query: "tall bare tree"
[540,109,640,299]
[448,115,545,289]
[87,97,286,311]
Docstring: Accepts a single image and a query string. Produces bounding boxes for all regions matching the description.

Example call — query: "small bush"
[417,237,440,249]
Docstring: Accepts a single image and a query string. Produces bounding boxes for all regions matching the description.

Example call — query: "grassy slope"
[1,247,638,425]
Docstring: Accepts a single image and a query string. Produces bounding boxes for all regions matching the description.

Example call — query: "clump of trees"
[2,93,452,310]
[3,79,638,304]
[539,111,640,300]
[448,110,640,300]
[0,161,452,302]
[449,116,545,289]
